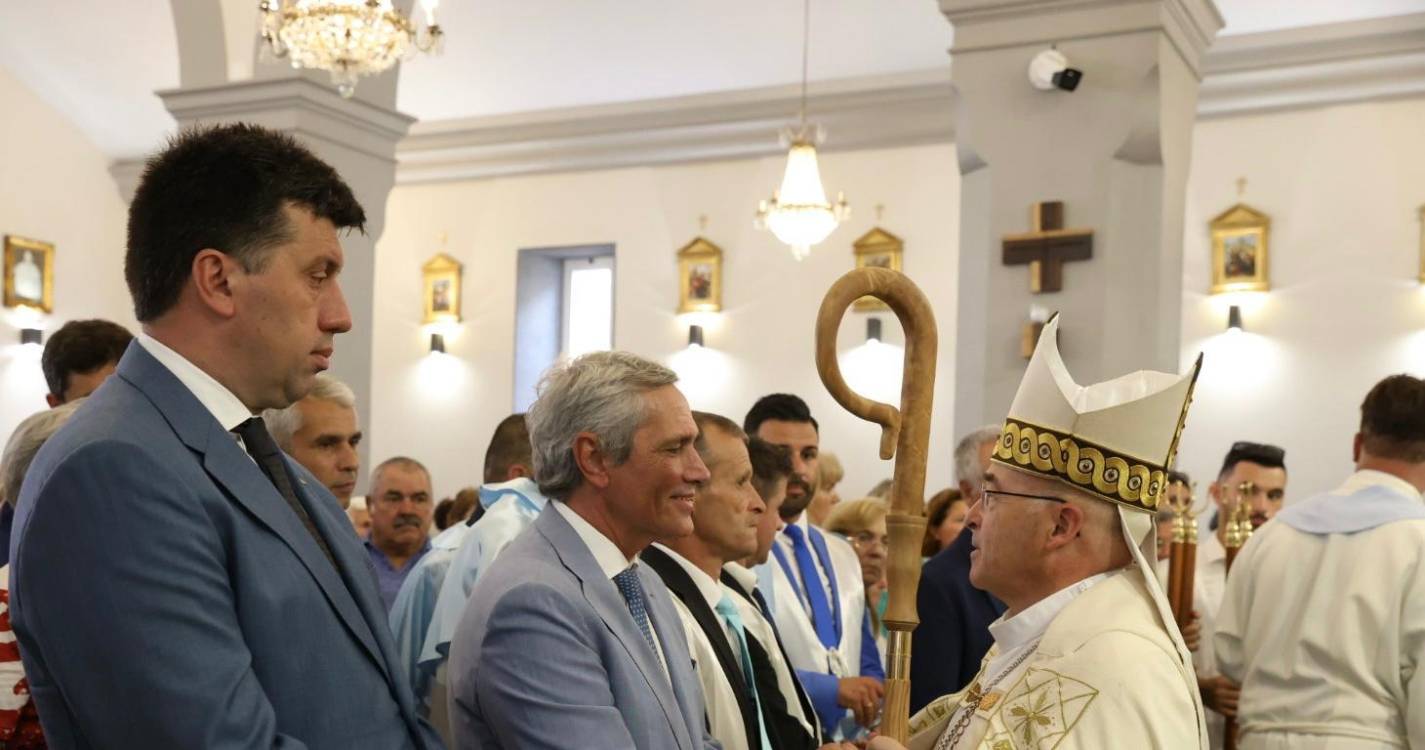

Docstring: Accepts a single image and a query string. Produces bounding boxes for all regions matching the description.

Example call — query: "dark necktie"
[613,566,664,671]
[234,417,337,569]
[782,524,837,649]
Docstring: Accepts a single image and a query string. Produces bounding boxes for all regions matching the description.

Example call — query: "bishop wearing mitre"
[873,316,1207,750]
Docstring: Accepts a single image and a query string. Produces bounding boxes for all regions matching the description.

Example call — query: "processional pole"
[1165,479,1198,633]
[813,267,937,744]
[1221,481,1256,750]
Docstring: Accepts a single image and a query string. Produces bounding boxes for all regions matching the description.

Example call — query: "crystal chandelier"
[755,0,848,261]
[259,0,444,98]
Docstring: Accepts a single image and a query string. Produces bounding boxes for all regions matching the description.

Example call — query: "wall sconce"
[1226,305,1244,333]
[688,325,705,349]
[429,333,446,353]
[20,328,43,346]
[866,318,882,344]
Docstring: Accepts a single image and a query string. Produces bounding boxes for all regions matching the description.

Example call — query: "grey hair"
[262,373,357,451]
[1,400,86,507]
[954,425,1003,489]
[527,351,679,501]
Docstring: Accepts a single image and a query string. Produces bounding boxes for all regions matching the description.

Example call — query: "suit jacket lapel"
[643,546,760,750]
[536,509,690,748]
[723,570,821,744]
[118,346,387,678]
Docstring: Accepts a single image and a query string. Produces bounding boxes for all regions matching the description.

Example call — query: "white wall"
[370,144,962,501]
[1175,97,1425,501]
[0,65,133,444]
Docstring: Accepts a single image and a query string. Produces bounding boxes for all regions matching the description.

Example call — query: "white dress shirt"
[138,333,253,434]
[551,501,669,678]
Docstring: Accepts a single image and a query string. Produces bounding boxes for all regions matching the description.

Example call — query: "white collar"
[652,543,724,611]
[1336,469,1423,501]
[1199,528,1226,564]
[989,570,1111,653]
[137,332,253,432]
[551,500,638,580]
[722,561,758,593]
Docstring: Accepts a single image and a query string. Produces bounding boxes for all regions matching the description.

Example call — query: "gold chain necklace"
[934,640,1041,750]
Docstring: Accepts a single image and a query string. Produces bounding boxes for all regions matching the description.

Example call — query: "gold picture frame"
[677,237,723,313]
[1209,204,1270,294]
[3,235,54,313]
[422,253,463,324]
[853,227,904,311]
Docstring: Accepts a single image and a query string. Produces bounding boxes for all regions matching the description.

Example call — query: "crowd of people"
[0,123,1422,749]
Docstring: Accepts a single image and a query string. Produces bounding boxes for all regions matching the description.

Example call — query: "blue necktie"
[717,593,772,750]
[783,524,837,649]
[614,566,663,667]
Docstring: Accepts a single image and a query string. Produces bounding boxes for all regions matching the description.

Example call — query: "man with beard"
[1195,442,1287,746]
[366,456,436,610]
[745,394,884,740]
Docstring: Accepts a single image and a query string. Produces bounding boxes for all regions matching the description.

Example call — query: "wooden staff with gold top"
[1165,479,1198,632]
[1221,480,1256,750]
[814,267,937,744]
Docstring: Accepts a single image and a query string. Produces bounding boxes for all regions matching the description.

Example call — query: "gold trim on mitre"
[992,316,1202,513]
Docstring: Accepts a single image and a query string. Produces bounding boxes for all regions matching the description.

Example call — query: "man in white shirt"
[644,411,829,750]
[447,351,718,750]
[1215,374,1425,749]
[872,316,1206,750]
[745,393,885,738]
[1192,441,1287,745]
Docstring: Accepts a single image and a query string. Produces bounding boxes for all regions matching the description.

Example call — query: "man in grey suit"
[448,351,720,750]
[9,124,440,749]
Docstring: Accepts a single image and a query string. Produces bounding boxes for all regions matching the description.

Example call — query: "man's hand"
[1180,611,1201,652]
[1199,674,1240,717]
[837,676,885,727]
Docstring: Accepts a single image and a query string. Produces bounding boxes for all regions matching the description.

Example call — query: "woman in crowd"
[824,498,889,661]
[806,451,844,527]
[920,488,968,557]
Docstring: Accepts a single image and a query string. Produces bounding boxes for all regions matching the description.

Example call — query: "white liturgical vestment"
[907,568,1203,750]
[1214,470,1425,750]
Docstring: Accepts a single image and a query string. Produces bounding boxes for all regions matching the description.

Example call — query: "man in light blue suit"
[9,124,440,749]
[447,351,720,750]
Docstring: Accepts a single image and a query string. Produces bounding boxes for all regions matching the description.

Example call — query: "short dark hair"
[125,123,366,322]
[41,319,132,399]
[1359,374,1425,462]
[747,437,792,501]
[1167,469,1191,487]
[1217,441,1286,480]
[743,393,818,436]
[693,411,747,463]
[483,414,532,484]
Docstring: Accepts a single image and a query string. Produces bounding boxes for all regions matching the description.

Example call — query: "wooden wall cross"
[1002,201,1094,293]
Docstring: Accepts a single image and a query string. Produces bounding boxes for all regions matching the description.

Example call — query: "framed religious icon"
[1209,204,1270,293]
[852,227,904,311]
[3,235,54,312]
[422,253,463,324]
[676,237,722,313]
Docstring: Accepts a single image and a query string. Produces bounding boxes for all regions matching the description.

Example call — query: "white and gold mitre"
[993,316,1201,513]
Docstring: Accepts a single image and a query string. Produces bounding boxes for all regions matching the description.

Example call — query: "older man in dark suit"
[9,124,440,748]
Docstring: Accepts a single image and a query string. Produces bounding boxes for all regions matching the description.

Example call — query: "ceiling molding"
[1198,12,1425,118]
[395,70,955,185]
[392,13,1425,184]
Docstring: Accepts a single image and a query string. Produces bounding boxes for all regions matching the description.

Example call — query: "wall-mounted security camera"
[1028,48,1082,92]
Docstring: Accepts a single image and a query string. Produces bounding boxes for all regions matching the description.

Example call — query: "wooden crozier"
[814,267,937,744]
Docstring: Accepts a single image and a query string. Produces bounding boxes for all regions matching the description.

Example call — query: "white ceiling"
[0,0,1421,160]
